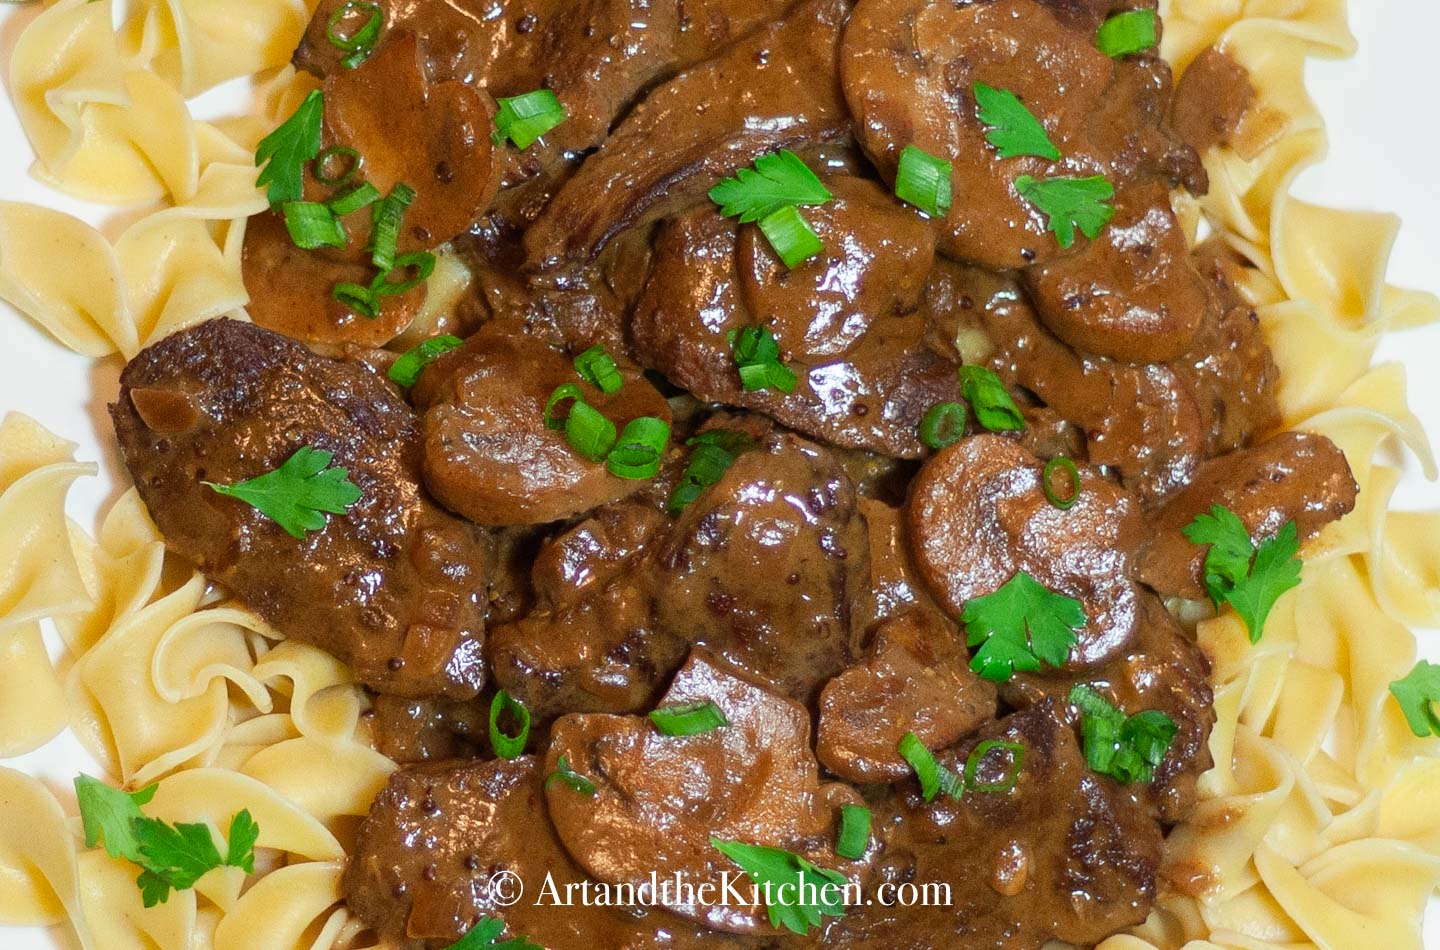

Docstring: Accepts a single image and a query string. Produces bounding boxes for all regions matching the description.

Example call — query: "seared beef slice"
[111,319,490,698]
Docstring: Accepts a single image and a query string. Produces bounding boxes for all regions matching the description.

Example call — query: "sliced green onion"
[281,201,346,250]
[1127,710,1178,768]
[731,325,798,394]
[1095,9,1157,58]
[1042,456,1081,510]
[371,250,435,297]
[368,183,416,272]
[835,804,871,860]
[606,417,670,480]
[565,400,618,463]
[738,362,774,392]
[326,0,384,69]
[574,345,623,394]
[328,180,381,217]
[898,732,940,802]
[492,90,568,150]
[333,282,380,318]
[958,365,1025,432]
[544,383,585,431]
[919,401,967,450]
[649,700,729,736]
[937,765,967,799]
[667,430,754,514]
[963,739,1026,794]
[732,325,780,365]
[757,204,823,269]
[895,145,953,218]
[545,754,596,796]
[388,335,464,387]
[314,145,362,186]
[1069,684,1177,785]
[488,690,531,760]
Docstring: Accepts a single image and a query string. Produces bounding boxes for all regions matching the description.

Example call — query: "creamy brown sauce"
[109,1,1359,947]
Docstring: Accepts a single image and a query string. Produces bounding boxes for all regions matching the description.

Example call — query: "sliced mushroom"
[841,0,1198,269]
[632,204,960,459]
[1022,183,1210,363]
[324,32,502,253]
[411,320,672,527]
[908,435,1145,668]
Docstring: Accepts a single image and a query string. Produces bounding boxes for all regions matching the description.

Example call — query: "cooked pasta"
[1,0,1438,946]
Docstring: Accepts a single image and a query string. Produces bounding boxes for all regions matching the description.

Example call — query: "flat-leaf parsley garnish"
[1390,660,1440,738]
[1014,174,1116,249]
[1182,504,1302,643]
[204,445,363,539]
[255,90,324,209]
[710,838,848,935]
[974,82,1061,161]
[962,570,1085,682]
[708,149,833,223]
[443,916,543,950]
[75,775,258,908]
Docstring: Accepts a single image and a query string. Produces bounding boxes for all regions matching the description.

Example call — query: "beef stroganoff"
[1,0,1440,948]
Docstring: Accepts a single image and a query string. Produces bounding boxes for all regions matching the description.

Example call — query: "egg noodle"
[2,0,1440,946]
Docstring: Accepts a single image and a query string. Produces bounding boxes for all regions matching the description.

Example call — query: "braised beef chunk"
[652,424,870,702]
[817,611,996,783]
[909,435,1146,669]
[633,199,960,459]
[491,422,870,720]
[112,319,489,698]
[525,0,852,267]
[546,649,871,935]
[370,694,488,764]
[489,500,678,721]
[825,701,1163,949]
[346,756,757,949]
[1171,46,1258,154]
[1004,593,1216,823]
[410,319,672,527]
[976,276,1205,503]
[841,0,1198,271]
[1137,431,1359,600]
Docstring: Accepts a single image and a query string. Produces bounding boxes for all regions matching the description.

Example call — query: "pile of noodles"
[1,0,1439,946]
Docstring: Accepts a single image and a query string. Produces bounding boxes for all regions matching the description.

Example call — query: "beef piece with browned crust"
[823,700,1164,949]
[490,419,871,721]
[111,318,490,698]
[525,0,852,267]
[816,610,996,783]
[346,756,767,948]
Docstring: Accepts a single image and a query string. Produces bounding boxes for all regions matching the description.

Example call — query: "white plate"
[1,1,1437,946]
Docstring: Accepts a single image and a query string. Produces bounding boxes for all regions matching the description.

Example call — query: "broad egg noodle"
[1,0,1439,946]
